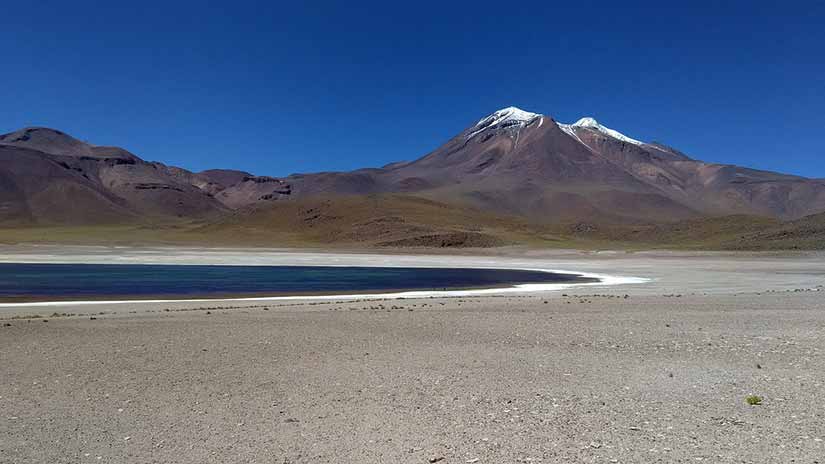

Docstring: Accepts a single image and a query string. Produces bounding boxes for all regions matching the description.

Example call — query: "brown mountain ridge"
[2,107,824,248]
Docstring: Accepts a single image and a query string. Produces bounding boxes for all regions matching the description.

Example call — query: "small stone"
[429,457,445,463]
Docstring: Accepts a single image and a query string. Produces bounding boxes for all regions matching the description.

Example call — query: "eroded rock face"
[210,176,292,208]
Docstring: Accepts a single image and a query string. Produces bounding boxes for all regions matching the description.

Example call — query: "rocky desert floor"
[1,246,824,463]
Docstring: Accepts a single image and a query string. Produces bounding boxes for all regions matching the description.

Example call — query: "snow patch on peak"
[468,106,542,140]
[570,117,644,146]
[476,106,541,126]
[572,117,600,128]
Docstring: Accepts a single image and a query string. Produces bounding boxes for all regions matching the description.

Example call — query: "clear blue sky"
[2,0,823,178]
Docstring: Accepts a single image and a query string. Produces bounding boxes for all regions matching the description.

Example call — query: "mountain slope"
[725,211,825,250]
[0,128,227,224]
[197,194,540,247]
[560,117,825,219]
[0,144,136,224]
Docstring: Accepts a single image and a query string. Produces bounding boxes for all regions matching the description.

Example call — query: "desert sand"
[1,246,824,463]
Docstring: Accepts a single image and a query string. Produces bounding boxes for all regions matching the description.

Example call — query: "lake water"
[0,263,596,300]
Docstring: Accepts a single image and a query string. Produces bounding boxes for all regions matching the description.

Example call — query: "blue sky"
[2,0,823,177]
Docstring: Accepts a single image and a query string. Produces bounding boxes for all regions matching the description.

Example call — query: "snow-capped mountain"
[282,106,825,221]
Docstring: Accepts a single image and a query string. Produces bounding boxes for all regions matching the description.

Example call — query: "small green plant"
[746,395,763,405]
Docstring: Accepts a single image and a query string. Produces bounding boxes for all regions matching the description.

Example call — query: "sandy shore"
[1,246,824,462]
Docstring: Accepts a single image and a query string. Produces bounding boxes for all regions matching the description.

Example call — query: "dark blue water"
[0,263,595,300]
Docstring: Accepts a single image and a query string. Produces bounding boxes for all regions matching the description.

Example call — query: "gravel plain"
[1,247,824,463]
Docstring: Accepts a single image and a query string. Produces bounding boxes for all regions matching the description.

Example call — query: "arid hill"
[0,128,225,224]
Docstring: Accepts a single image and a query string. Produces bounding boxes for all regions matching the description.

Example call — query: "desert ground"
[1,246,824,463]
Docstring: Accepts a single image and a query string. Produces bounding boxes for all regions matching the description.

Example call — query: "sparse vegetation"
[0,203,822,250]
[746,395,763,405]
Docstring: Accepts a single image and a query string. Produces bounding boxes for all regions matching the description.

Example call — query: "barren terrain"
[1,248,824,463]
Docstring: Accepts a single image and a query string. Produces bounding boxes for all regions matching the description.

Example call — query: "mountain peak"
[570,117,643,146]
[0,126,97,156]
[468,106,543,140]
[478,106,541,124]
[572,117,600,128]
[0,126,79,143]
[0,127,139,160]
